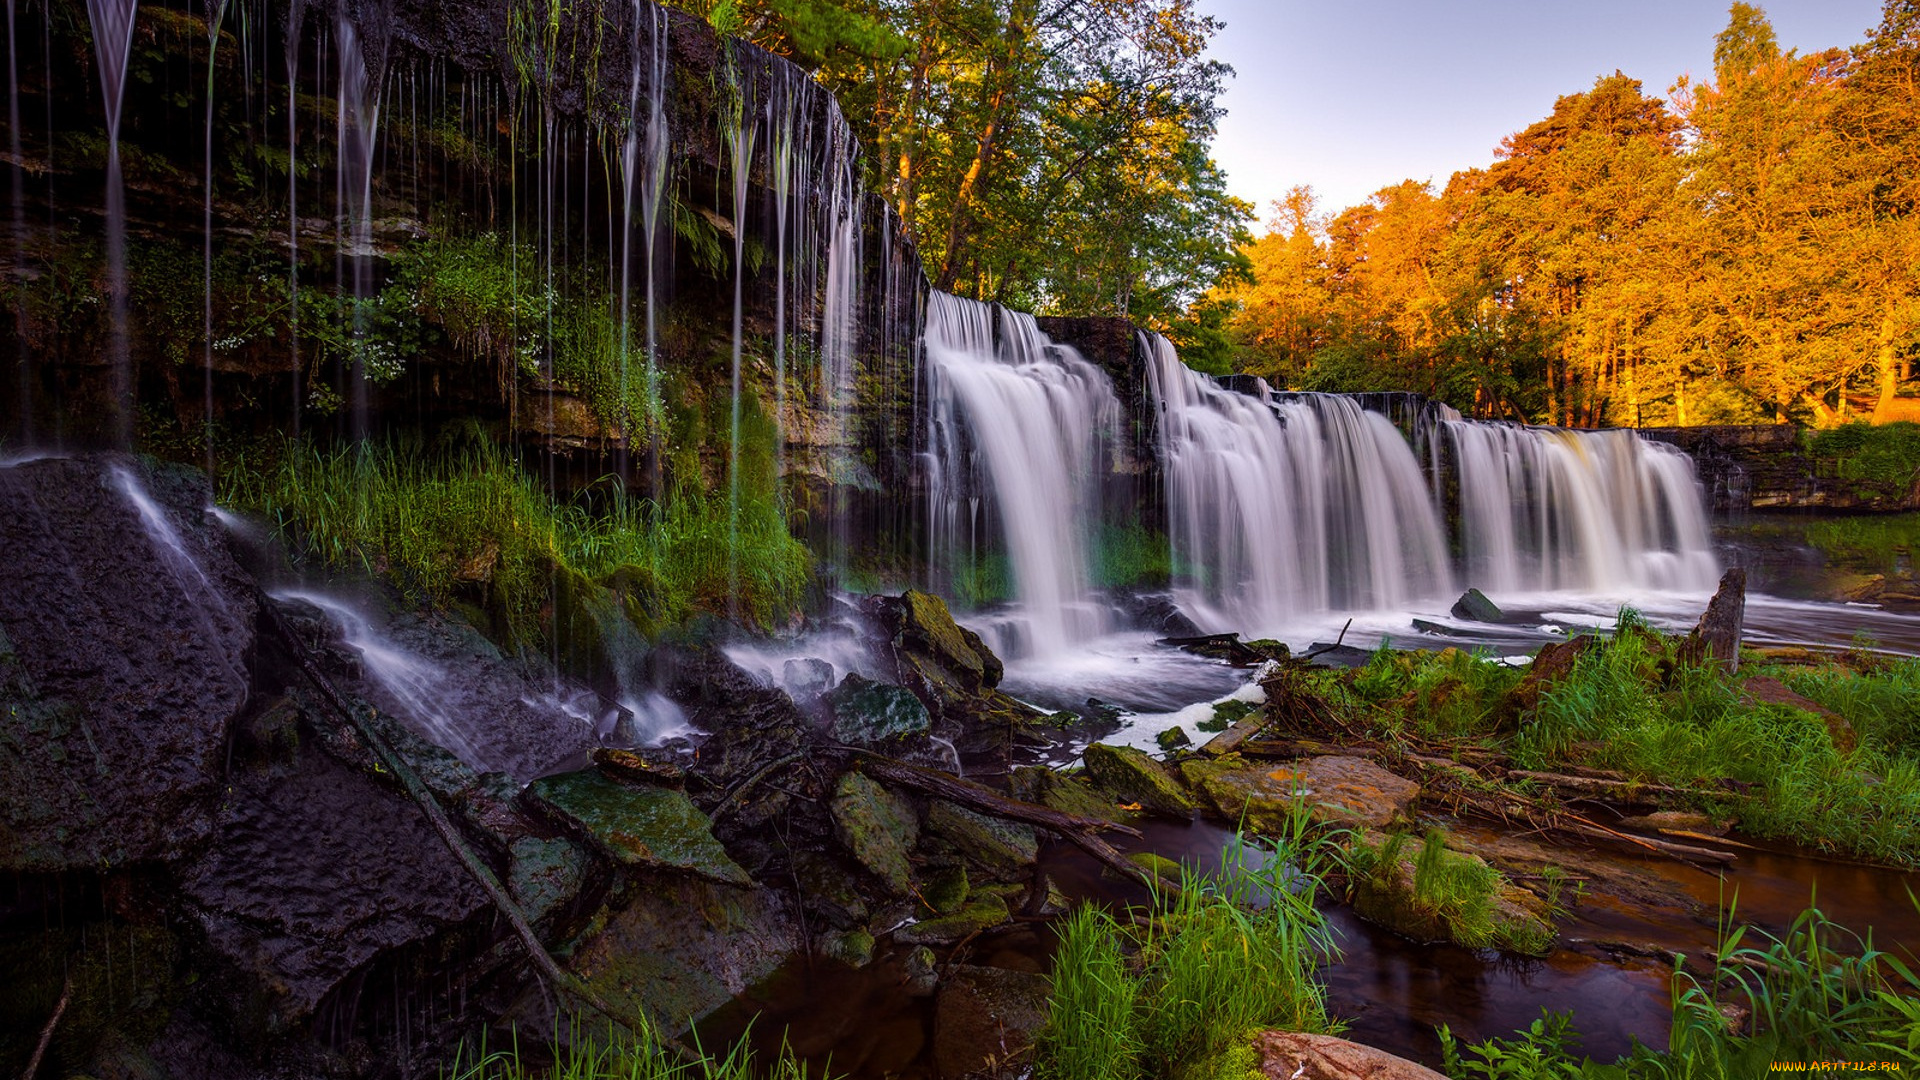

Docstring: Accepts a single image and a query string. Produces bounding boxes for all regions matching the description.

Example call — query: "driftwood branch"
[838,749,1168,894]
[20,974,71,1080]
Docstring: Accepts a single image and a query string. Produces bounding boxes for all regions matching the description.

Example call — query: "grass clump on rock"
[222,435,812,642]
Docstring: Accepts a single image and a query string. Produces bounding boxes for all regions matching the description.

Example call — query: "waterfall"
[1444,422,1719,594]
[1143,335,1452,634]
[923,291,1119,657]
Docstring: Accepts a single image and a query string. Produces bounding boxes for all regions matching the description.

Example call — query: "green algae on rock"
[528,769,750,887]
[1082,743,1195,817]
[830,771,921,895]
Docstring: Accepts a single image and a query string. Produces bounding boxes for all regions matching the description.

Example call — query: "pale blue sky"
[1196,0,1887,227]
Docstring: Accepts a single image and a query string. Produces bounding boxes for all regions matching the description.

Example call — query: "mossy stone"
[528,769,750,886]
[826,674,932,745]
[926,799,1037,877]
[895,891,1010,945]
[921,865,970,914]
[1082,743,1195,817]
[1126,851,1185,885]
[508,834,590,928]
[830,771,920,895]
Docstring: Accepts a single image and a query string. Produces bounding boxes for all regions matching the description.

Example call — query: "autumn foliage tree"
[1217,1,1920,427]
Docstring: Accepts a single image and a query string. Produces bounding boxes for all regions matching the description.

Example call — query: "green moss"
[528,769,749,886]
[1806,422,1920,500]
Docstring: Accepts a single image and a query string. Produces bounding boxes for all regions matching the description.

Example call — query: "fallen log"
[839,749,1166,894]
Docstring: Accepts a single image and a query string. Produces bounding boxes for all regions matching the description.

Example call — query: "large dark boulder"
[0,456,256,871]
[175,720,492,1038]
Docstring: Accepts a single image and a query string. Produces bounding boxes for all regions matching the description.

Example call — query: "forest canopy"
[1214,1,1920,427]
[666,0,1253,364]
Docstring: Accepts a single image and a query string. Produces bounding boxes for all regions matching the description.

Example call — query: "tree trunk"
[1872,312,1902,423]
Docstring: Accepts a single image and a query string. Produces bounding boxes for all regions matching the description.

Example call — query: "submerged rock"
[1082,743,1195,817]
[528,769,750,887]
[1451,587,1505,624]
[932,965,1049,1079]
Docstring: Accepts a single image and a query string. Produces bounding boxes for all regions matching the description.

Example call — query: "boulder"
[1450,588,1505,624]
[177,735,490,1036]
[830,771,920,895]
[894,589,1002,691]
[932,965,1050,1079]
[1678,567,1747,672]
[0,457,257,871]
[1251,1031,1447,1080]
[1008,766,1126,824]
[1182,755,1417,831]
[1507,635,1601,717]
[527,769,751,886]
[926,799,1038,877]
[1081,744,1195,817]
[827,673,933,745]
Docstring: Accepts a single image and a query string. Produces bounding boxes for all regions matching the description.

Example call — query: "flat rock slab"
[831,771,920,895]
[1183,755,1418,830]
[0,457,256,871]
[529,769,750,886]
[1252,1031,1447,1080]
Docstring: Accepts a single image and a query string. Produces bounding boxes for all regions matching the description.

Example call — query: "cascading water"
[1444,422,1719,594]
[1143,334,1452,634]
[1144,333,1717,636]
[923,291,1119,657]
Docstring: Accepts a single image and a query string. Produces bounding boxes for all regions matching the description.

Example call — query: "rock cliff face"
[1641,425,1920,513]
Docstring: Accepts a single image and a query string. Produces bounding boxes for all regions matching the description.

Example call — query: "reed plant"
[1036,803,1341,1080]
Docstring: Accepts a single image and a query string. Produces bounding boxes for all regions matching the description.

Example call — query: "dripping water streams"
[333,13,385,436]
[723,55,757,619]
[82,0,140,445]
[202,0,232,473]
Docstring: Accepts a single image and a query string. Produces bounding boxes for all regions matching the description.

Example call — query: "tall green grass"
[1037,806,1341,1080]
[1511,623,1920,866]
[445,1019,825,1080]
[1345,829,1553,955]
[221,436,812,638]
